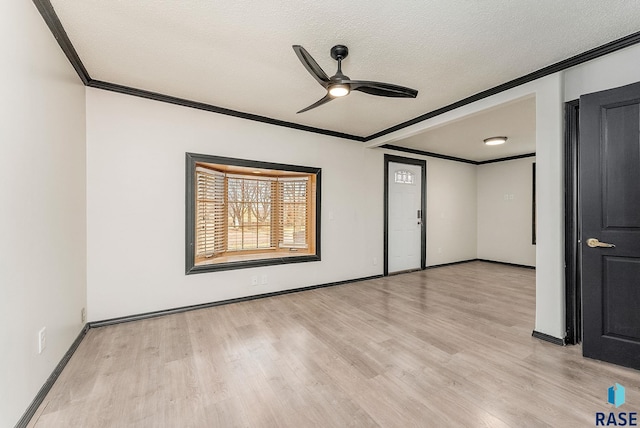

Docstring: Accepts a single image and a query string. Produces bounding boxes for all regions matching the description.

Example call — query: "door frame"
[384,154,427,276]
[564,99,581,345]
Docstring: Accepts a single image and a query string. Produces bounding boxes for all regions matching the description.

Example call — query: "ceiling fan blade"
[292,45,330,87]
[346,80,418,98]
[297,93,333,114]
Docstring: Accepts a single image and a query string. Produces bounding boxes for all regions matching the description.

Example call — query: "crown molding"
[33,0,640,143]
[477,153,536,165]
[88,80,366,142]
[32,0,90,85]
[381,145,535,165]
[380,144,477,164]
[364,30,640,141]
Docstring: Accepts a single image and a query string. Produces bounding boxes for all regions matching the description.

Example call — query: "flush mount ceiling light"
[484,136,508,146]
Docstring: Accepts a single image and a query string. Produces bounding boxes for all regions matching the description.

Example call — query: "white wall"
[424,158,478,266]
[386,148,547,268]
[477,157,536,267]
[85,88,482,321]
[86,89,384,321]
[564,43,640,102]
[0,2,86,427]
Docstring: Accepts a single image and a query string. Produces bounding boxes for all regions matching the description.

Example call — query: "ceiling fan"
[292,44,418,113]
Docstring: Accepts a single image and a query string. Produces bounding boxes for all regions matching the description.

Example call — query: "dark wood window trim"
[186,153,321,274]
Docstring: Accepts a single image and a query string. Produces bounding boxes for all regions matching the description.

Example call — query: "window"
[394,169,415,184]
[186,153,320,274]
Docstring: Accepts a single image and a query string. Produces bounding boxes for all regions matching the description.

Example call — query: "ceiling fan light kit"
[328,84,350,97]
[292,44,418,113]
[484,136,508,146]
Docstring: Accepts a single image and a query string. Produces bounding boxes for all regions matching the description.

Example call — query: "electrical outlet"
[437,247,443,254]
[260,274,268,285]
[251,275,258,286]
[38,327,46,354]
[373,257,378,265]
[81,307,86,324]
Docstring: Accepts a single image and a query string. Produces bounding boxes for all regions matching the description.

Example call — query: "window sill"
[186,253,320,274]
[198,250,311,265]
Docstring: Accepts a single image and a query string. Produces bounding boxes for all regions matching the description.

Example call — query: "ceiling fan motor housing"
[330,45,349,61]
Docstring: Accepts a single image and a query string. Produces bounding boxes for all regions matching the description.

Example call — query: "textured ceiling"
[49,0,640,139]
[392,96,536,162]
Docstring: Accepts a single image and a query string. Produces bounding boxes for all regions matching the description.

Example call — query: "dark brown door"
[580,81,640,370]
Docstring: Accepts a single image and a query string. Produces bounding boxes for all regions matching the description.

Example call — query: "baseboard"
[387,268,423,276]
[83,261,536,325]
[15,324,90,428]
[425,259,535,270]
[476,259,536,270]
[425,259,477,269]
[90,274,384,328]
[532,330,566,346]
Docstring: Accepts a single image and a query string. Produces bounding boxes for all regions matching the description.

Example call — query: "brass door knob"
[586,238,615,248]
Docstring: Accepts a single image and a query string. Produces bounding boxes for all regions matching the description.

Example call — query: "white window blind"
[195,167,225,258]
[278,177,309,249]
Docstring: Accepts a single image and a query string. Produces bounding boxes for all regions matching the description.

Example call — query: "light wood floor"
[28,261,639,427]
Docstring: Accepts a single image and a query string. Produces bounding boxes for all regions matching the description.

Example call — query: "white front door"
[388,162,423,273]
